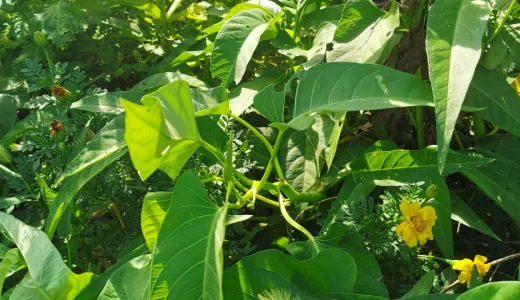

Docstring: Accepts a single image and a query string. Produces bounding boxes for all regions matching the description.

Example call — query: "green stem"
[230,113,285,180]
[487,0,518,45]
[279,180,324,202]
[454,130,464,150]
[415,107,425,149]
[278,192,314,241]
[487,125,500,136]
[418,254,456,265]
[473,113,486,138]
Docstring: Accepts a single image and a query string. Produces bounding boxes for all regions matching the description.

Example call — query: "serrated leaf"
[464,66,520,136]
[223,249,358,299]
[462,134,520,223]
[150,171,226,300]
[122,80,201,181]
[350,148,492,185]
[426,0,490,173]
[210,9,272,87]
[289,63,434,130]
[0,212,93,299]
[70,91,145,115]
[41,0,86,48]
[98,255,151,300]
[328,0,399,64]
[56,115,126,184]
[141,192,171,252]
[451,192,501,241]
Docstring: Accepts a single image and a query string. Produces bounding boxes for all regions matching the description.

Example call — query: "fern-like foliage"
[63,66,87,93]
[20,59,50,92]
[40,0,86,48]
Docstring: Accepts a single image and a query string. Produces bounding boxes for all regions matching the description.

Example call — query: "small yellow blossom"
[396,199,437,248]
[452,255,491,287]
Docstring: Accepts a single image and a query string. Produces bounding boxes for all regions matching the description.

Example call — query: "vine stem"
[278,192,314,241]
[486,0,518,45]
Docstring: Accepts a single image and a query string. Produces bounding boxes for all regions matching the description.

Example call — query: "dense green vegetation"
[1,0,520,299]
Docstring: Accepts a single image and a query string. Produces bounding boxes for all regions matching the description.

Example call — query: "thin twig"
[489,253,520,266]
[489,263,500,282]
[440,280,459,293]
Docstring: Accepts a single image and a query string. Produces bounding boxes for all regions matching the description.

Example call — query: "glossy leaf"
[287,224,388,298]
[0,211,93,299]
[458,281,520,299]
[403,270,435,297]
[223,249,357,299]
[56,114,126,184]
[122,80,201,181]
[70,91,145,115]
[463,135,520,223]
[350,148,492,186]
[426,0,489,172]
[141,191,171,252]
[329,1,399,64]
[464,66,520,137]
[150,171,227,299]
[451,192,501,241]
[45,148,127,238]
[98,255,151,300]
[289,63,434,130]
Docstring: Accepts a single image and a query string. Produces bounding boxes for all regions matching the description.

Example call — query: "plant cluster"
[1,0,520,299]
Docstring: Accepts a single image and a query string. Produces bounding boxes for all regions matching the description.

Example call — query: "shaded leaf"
[253,84,285,124]
[451,192,501,241]
[426,177,454,259]
[191,86,229,116]
[70,91,145,115]
[403,270,435,297]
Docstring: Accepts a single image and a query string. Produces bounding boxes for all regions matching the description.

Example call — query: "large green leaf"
[403,270,435,297]
[350,148,491,185]
[45,148,127,238]
[70,91,145,115]
[150,171,227,299]
[130,72,208,92]
[279,115,334,193]
[191,86,229,116]
[287,224,388,298]
[0,212,93,299]
[223,248,357,299]
[253,84,285,124]
[457,281,520,299]
[289,63,434,130]
[210,9,272,87]
[425,177,454,259]
[426,0,489,172]
[328,0,399,64]
[450,192,501,240]
[121,80,201,181]
[0,248,23,295]
[56,115,126,184]
[141,191,171,252]
[463,135,520,223]
[464,66,520,136]
[98,255,151,300]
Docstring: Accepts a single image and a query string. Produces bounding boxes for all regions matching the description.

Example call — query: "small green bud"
[425,184,438,199]
[246,202,255,210]
[33,31,48,49]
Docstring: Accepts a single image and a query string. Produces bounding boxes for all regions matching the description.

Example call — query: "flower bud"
[33,31,48,49]
[425,184,438,199]
[51,85,70,99]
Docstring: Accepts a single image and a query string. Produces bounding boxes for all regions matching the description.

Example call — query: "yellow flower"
[396,199,437,248]
[452,255,491,287]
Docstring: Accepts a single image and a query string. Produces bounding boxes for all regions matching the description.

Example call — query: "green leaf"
[41,0,86,47]
[56,115,126,184]
[141,191,171,252]
[350,148,492,186]
[300,5,343,28]
[469,265,483,289]
[462,134,520,223]
[0,248,23,294]
[329,1,399,64]
[229,65,282,116]
[287,224,388,298]
[210,9,272,87]
[481,37,509,70]
[426,177,454,259]
[0,197,34,209]
[464,66,520,136]
[426,0,489,173]
[0,211,93,299]
[403,270,435,297]
[289,63,434,130]
[130,72,208,92]
[45,148,127,238]
[98,255,151,300]
[122,80,201,181]
[75,242,149,300]
[458,281,520,299]
[0,164,21,178]
[191,86,229,116]
[70,91,145,115]
[150,171,227,299]
[196,116,228,163]
[36,173,57,205]
[279,115,334,192]
[253,84,285,124]
[223,249,358,299]
[225,215,253,225]
[0,95,17,138]
[451,192,501,241]
[1,105,60,147]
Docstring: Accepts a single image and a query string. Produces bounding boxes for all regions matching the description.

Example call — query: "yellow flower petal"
[400,199,420,218]
[417,231,429,245]
[474,255,487,264]
[396,220,409,236]
[453,259,473,271]
[458,271,469,285]
[419,206,437,222]
[402,226,417,248]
